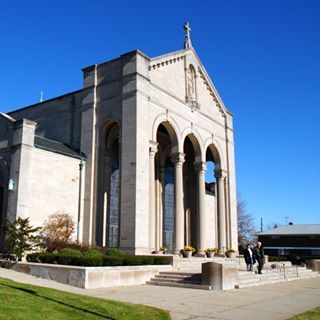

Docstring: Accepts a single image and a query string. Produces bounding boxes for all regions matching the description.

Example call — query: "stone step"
[154,274,201,280]
[150,277,202,284]
[235,271,320,289]
[146,280,211,290]
[159,271,200,277]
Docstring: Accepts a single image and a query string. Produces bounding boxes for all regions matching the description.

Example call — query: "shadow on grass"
[0,283,115,320]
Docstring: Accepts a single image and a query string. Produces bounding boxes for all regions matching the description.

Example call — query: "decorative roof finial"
[183,21,192,49]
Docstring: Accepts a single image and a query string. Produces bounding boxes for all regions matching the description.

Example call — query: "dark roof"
[258,224,320,236]
[34,136,86,160]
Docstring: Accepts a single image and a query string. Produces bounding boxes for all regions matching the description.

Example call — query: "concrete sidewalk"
[0,267,319,320]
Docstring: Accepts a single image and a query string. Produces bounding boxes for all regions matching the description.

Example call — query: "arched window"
[108,138,120,247]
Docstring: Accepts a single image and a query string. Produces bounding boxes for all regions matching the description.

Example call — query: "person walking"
[253,241,265,274]
[243,243,255,271]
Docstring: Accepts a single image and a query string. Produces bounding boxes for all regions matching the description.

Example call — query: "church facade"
[0,25,238,255]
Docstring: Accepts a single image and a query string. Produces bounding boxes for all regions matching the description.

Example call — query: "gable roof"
[259,224,320,236]
[149,47,228,116]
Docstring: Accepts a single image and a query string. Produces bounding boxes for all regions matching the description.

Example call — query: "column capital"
[149,140,158,157]
[194,161,207,173]
[170,152,185,167]
[215,169,228,180]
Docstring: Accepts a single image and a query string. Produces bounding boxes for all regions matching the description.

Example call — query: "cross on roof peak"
[183,21,192,49]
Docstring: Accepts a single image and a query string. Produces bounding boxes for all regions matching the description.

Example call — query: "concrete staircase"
[235,265,320,289]
[147,257,225,290]
[146,257,320,290]
[146,271,211,290]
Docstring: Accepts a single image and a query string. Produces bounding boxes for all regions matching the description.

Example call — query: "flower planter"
[206,252,214,258]
[184,251,192,258]
[226,252,236,259]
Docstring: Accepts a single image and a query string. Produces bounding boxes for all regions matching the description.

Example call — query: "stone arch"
[204,138,225,171]
[152,114,180,153]
[181,129,203,162]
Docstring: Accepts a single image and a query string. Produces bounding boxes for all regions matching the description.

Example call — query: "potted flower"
[183,245,195,258]
[159,247,167,254]
[226,248,236,259]
[205,247,218,258]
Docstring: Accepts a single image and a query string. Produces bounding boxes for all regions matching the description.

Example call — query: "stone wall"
[11,262,172,289]
[8,90,84,150]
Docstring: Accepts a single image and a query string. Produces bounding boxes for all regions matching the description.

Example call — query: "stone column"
[149,141,158,252]
[195,162,207,256]
[170,152,185,254]
[215,169,227,255]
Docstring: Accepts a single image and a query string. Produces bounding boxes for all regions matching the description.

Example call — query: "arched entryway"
[183,134,202,251]
[152,122,179,253]
[206,144,227,253]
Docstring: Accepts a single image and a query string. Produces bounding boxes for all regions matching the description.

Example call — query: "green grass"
[0,278,171,320]
[288,306,320,320]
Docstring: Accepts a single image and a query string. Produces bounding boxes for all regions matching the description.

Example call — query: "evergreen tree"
[4,217,43,260]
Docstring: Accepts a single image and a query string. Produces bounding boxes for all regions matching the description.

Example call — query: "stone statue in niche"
[186,66,199,110]
[187,68,196,101]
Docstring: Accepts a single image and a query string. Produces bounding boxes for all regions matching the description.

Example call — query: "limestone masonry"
[0,24,238,255]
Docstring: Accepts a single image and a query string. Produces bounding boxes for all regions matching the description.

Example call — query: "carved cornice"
[149,55,185,71]
[198,67,225,117]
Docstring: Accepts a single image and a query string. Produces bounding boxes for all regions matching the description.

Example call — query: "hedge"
[26,250,171,267]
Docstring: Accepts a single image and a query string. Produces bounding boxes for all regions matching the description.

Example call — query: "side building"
[258,224,320,259]
[0,25,238,255]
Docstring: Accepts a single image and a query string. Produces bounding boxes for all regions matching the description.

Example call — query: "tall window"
[163,162,174,253]
[108,138,120,247]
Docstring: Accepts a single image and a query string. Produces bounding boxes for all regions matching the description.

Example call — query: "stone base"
[10,262,172,289]
[202,261,238,290]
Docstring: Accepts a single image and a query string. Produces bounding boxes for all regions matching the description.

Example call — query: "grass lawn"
[0,277,171,320]
[288,306,320,320]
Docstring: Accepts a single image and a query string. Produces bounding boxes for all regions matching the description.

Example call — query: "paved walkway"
[0,267,320,320]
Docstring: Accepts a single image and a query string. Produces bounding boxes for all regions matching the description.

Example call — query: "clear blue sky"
[1,1,319,229]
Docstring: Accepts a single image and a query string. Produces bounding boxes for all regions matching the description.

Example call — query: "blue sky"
[1,1,319,229]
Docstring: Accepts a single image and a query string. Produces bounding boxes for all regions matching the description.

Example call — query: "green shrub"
[26,249,172,267]
[55,248,82,265]
[82,249,103,266]
[140,256,154,265]
[102,256,124,266]
[105,248,125,257]
[42,252,57,264]
[26,253,41,263]
[153,256,171,265]
[122,255,138,266]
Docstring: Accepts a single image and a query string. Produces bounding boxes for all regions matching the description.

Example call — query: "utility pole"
[260,217,263,232]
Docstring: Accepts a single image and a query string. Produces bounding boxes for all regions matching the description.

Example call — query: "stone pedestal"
[202,261,237,290]
[306,259,320,272]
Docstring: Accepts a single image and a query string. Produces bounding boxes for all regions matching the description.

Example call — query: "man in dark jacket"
[253,241,265,274]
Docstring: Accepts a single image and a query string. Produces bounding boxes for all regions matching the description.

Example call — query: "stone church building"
[0,24,237,255]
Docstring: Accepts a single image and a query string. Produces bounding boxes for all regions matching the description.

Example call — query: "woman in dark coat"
[244,243,255,271]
